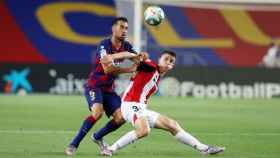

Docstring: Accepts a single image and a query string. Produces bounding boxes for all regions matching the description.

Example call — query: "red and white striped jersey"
[122,60,160,104]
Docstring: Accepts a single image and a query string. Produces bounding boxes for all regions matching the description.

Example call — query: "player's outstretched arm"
[111,51,137,60]
[101,59,139,74]
[101,53,141,74]
[111,52,149,74]
[101,52,137,65]
[109,63,138,75]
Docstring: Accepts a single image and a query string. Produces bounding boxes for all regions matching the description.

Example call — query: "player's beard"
[117,36,125,42]
[118,34,127,42]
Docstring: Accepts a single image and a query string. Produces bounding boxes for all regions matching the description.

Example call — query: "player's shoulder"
[98,38,111,48]
[95,38,111,58]
[138,59,157,71]
[144,59,156,66]
[123,40,133,47]
[123,40,136,52]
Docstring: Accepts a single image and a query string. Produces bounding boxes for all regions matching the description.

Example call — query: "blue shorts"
[84,87,121,117]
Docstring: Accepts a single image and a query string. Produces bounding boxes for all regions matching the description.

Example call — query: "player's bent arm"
[100,52,138,65]
[111,51,137,60]
[101,53,141,74]
[102,63,138,74]
[111,65,138,75]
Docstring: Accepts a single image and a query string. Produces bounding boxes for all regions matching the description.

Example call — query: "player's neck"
[111,36,122,49]
[158,66,167,76]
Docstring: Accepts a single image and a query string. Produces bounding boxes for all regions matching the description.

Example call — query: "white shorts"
[121,102,159,127]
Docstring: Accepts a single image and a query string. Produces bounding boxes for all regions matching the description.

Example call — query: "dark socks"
[70,115,96,147]
[93,119,122,140]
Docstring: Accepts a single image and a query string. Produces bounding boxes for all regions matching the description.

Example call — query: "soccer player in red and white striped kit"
[103,50,225,156]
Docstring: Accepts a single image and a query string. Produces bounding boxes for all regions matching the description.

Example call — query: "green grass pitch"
[1,95,280,158]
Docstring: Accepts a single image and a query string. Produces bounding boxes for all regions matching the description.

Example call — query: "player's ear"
[112,23,117,33]
[172,57,176,64]
[158,57,162,64]
[112,25,114,33]
[158,54,163,62]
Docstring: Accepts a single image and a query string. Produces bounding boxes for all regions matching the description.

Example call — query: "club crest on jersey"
[153,72,159,83]
[152,72,160,91]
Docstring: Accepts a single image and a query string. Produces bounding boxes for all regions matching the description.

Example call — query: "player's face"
[112,21,128,41]
[158,54,176,73]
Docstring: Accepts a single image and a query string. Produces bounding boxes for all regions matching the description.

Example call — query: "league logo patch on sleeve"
[100,45,107,59]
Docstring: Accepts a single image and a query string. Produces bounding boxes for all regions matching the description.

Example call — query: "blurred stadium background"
[1,0,280,158]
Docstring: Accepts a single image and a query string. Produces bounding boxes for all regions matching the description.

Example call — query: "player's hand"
[131,54,142,64]
[131,52,149,63]
[139,52,149,61]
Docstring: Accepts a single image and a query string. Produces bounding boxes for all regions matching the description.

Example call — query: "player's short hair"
[161,50,176,58]
[112,17,128,26]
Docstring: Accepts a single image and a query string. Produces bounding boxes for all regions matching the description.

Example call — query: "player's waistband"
[84,84,115,93]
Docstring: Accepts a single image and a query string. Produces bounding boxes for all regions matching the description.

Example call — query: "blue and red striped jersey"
[85,38,136,92]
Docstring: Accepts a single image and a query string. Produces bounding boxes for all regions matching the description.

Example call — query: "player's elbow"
[103,68,111,74]
[102,64,115,74]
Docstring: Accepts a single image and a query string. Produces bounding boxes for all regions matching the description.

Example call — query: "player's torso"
[123,60,160,104]
[86,38,133,91]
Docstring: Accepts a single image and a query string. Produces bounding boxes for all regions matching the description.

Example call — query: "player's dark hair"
[112,17,128,26]
[161,50,176,58]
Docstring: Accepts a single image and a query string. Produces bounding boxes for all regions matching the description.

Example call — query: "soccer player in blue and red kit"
[65,17,140,155]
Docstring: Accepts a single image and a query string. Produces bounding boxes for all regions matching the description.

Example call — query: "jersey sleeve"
[96,43,109,59]
[137,60,157,72]
[126,42,137,54]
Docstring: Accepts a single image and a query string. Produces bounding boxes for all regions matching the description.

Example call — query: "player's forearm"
[104,64,137,74]
[111,52,136,60]
[101,52,140,66]
[113,67,134,74]
[114,65,138,74]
